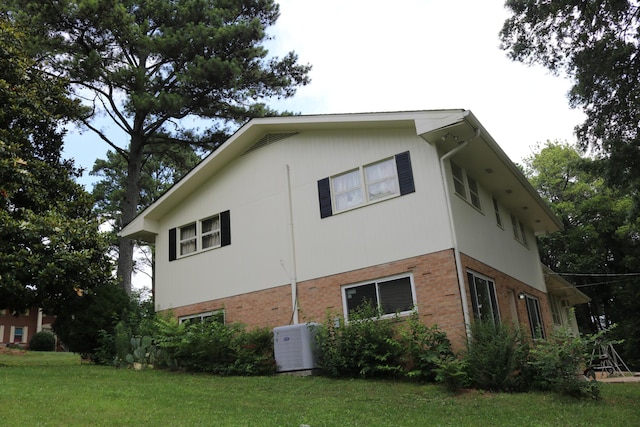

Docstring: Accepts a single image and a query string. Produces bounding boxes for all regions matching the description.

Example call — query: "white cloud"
[266,0,585,163]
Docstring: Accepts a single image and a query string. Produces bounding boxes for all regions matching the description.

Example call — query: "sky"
[61,0,585,289]
[63,0,585,184]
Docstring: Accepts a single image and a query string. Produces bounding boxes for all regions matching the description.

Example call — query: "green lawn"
[1,352,638,426]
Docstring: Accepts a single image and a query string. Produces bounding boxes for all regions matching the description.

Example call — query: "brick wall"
[168,249,469,350]
[166,249,553,352]
[461,253,554,338]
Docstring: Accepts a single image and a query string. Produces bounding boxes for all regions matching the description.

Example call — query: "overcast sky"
[64,0,584,186]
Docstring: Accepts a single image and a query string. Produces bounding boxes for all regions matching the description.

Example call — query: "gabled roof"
[120,109,562,242]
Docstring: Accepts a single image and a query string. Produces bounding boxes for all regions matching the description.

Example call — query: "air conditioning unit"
[273,322,319,373]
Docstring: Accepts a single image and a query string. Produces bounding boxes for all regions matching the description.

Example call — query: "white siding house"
[120,110,587,349]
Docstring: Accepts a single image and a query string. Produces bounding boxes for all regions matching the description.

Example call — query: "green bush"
[527,327,602,399]
[28,331,56,351]
[400,313,454,382]
[315,304,404,378]
[155,319,275,375]
[434,355,468,392]
[464,319,530,392]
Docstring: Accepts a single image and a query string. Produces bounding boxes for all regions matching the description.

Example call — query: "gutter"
[438,127,481,338]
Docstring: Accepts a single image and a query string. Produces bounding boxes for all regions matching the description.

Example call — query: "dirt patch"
[0,346,27,355]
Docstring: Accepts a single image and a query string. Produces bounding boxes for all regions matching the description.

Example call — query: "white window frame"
[331,157,400,213]
[177,213,223,258]
[510,214,529,248]
[342,274,416,321]
[10,325,27,343]
[467,271,500,325]
[493,198,503,228]
[179,310,225,325]
[179,222,197,256]
[451,161,482,211]
[524,294,545,339]
[549,296,562,326]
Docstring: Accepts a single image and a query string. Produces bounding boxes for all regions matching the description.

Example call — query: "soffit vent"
[243,132,298,155]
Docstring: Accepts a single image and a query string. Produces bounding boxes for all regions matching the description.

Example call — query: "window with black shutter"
[317,151,415,218]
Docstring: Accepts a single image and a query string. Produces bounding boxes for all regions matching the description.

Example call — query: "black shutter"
[317,177,333,218]
[169,228,177,261]
[395,151,415,195]
[220,210,231,246]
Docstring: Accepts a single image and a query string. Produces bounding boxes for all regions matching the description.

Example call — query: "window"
[332,158,399,212]
[549,297,562,326]
[511,214,520,240]
[169,210,231,261]
[519,222,528,246]
[343,275,415,320]
[467,271,500,325]
[179,223,197,255]
[333,169,365,211]
[317,151,415,218]
[511,214,529,247]
[524,295,545,339]
[201,215,221,249]
[493,198,503,227]
[179,310,225,325]
[11,326,26,343]
[451,161,481,210]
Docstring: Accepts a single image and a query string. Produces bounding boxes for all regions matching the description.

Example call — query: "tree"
[3,0,311,294]
[522,141,640,368]
[0,17,115,314]
[91,145,203,290]
[500,1,640,197]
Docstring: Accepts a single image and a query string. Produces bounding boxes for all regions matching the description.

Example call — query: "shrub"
[464,319,530,392]
[527,327,602,399]
[400,313,453,382]
[154,319,275,375]
[28,331,56,351]
[434,355,468,392]
[315,304,404,378]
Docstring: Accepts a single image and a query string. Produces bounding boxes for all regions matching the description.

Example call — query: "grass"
[1,352,639,426]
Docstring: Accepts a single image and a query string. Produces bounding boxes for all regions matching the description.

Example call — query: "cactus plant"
[125,335,160,370]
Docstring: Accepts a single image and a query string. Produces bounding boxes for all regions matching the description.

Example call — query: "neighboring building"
[120,110,587,349]
[0,308,56,347]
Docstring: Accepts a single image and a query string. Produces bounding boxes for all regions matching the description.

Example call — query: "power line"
[552,272,640,277]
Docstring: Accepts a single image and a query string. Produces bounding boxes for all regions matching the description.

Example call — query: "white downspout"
[284,165,299,324]
[438,128,481,338]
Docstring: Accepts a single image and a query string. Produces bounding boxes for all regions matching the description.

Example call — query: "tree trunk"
[117,135,145,295]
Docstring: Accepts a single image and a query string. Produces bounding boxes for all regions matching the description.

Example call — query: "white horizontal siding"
[154,127,454,311]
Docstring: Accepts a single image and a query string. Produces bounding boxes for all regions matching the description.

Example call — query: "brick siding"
[166,249,553,352]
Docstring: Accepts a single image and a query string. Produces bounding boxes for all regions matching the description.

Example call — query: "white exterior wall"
[154,127,454,311]
[446,161,547,292]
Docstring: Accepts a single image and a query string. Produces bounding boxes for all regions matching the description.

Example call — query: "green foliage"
[465,319,530,392]
[400,313,454,382]
[28,331,56,352]
[527,327,603,400]
[125,335,160,369]
[153,319,275,376]
[2,0,312,294]
[52,283,131,356]
[500,1,640,196]
[315,305,404,379]
[433,355,468,392]
[522,142,640,369]
[0,17,114,313]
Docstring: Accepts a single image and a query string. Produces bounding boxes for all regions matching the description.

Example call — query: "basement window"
[342,275,416,320]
